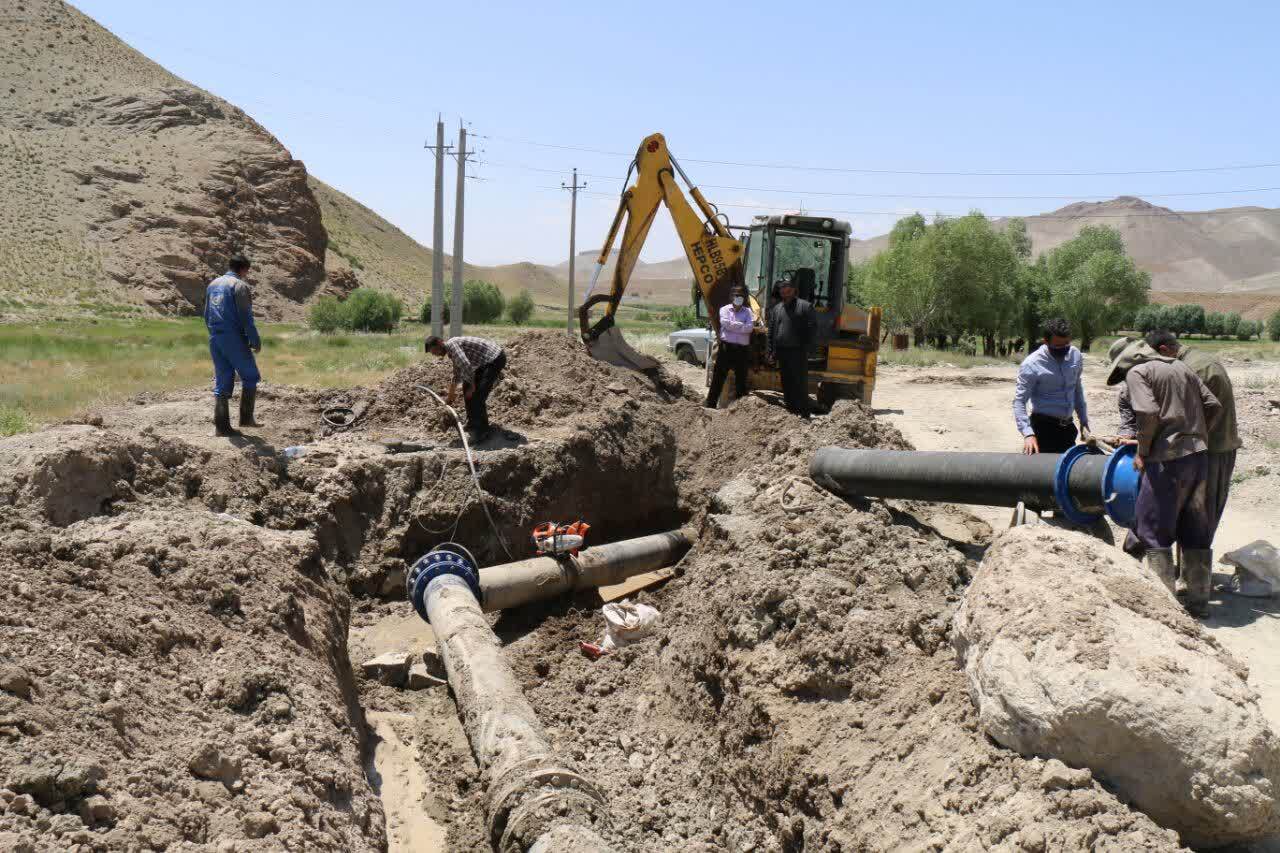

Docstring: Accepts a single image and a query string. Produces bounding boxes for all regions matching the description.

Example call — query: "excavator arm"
[578,133,747,369]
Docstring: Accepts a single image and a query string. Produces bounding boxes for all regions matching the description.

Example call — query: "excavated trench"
[0,332,1191,851]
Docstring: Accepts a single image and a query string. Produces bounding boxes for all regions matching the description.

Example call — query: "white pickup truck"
[667,327,711,366]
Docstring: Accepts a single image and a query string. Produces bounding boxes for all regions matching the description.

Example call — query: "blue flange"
[406,544,482,623]
[1101,443,1141,528]
[1052,444,1101,526]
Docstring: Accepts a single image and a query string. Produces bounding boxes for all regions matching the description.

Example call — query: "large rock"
[954,525,1280,848]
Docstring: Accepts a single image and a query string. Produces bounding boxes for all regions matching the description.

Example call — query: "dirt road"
[872,360,1280,741]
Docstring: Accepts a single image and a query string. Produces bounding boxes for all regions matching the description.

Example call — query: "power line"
[482,160,1280,202]
[484,133,1280,178]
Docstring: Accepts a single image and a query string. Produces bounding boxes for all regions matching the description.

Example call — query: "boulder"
[953,526,1280,848]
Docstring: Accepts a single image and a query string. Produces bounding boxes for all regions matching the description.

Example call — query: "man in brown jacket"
[1108,339,1221,615]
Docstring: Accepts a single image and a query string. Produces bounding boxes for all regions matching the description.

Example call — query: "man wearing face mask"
[704,284,756,409]
[1012,317,1090,454]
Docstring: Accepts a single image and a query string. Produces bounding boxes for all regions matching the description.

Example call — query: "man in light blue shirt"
[1012,317,1090,454]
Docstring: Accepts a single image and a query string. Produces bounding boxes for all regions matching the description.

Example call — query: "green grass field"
[0,314,679,434]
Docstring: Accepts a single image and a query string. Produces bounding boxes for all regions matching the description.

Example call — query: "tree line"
[848,214,1151,353]
[1133,303,1268,341]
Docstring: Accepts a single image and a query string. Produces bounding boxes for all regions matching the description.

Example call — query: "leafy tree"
[1133,305,1162,334]
[1172,304,1205,335]
[1268,309,1280,342]
[463,280,505,323]
[1222,312,1242,338]
[506,289,535,325]
[419,299,450,324]
[1205,311,1225,338]
[846,259,870,308]
[1236,318,1261,341]
[930,213,1020,355]
[308,296,343,333]
[1004,217,1033,261]
[1043,226,1149,349]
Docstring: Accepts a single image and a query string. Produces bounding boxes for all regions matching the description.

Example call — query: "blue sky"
[76,0,1280,267]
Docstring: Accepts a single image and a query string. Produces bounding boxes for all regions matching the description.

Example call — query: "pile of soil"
[0,431,384,850]
[400,361,1179,850]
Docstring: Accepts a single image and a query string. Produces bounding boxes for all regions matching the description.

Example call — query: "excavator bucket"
[586,326,660,372]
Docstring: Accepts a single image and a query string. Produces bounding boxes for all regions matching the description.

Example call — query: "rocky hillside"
[0,0,343,319]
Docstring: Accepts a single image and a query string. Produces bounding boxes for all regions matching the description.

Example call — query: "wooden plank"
[598,568,675,603]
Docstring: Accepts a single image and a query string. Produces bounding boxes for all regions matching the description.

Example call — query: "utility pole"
[424,117,452,338]
[451,124,467,337]
[561,168,586,335]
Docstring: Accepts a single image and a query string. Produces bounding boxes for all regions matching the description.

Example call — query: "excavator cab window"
[743,226,769,305]
[772,231,839,310]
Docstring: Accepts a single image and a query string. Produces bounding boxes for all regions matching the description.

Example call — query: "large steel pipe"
[479,530,690,612]
[403,531,692,851]
[424,574,613,851]
[810,445,1141,527]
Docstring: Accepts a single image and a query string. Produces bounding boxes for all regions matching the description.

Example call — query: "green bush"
[633,310,653,322]
[0,404,31,436]
[506,289,535,325]
[341,288,402,332]
[419,281,506,324]
[419,300,450,325]
[308,296,343,333]
[1268,309,1280,342]
[464,280,505,323]
[311,289,403,333]
[668,306,698,330]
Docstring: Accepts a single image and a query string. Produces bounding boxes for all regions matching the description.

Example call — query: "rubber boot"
[239,388,261,428]
[1182,548,1213,617]
[1145,547,1177,595]
[214,397,239,437]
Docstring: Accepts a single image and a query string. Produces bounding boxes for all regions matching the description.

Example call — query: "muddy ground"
[3,331,1275,850]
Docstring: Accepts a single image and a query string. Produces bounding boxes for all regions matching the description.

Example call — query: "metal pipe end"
[407,545,482,622]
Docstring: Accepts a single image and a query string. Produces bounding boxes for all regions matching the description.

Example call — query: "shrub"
[308,296,343,333]
[634,310,653,322]
[1268,309,1280,342]
[668,306,698,330]
[341,288,402,332]
[506,289,535,325]
[0,404,31,436]
[463,280,505,323]
[419,300,450,325]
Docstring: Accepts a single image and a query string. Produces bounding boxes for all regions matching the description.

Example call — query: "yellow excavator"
[577,133,881,406]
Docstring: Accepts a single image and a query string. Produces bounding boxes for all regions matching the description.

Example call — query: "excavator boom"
[578,133,745,369]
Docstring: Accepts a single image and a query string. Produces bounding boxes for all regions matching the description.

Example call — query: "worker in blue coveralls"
[202,254,262,437]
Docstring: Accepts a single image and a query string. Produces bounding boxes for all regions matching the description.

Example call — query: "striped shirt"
[443,336,503,385]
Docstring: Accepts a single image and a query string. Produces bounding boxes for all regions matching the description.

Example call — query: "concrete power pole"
[425,117,451,338]
[451,125,467,337]
[561,168,586,335]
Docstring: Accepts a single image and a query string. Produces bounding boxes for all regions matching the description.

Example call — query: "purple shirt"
[717,303,754,346]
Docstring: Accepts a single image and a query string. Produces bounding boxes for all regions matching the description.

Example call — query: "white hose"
[415,384,514,560]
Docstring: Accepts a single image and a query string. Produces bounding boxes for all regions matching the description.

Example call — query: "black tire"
[676,344,699,365]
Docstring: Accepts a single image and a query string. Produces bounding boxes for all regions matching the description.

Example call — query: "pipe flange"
[407,546,482,622]
[1101,443,1141,528]
[488,763,607,852]
[1052,444,1104,526]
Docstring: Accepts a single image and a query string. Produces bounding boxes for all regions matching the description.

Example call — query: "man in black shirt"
[767,277,816,418]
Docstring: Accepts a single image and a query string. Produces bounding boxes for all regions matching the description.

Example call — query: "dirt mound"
[0,507,383,850]
[403,393,1179,851]
[356,331,686,438]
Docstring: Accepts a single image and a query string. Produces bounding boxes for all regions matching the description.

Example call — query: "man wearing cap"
[1106,337,1221,615]
[1012,317,1090,454]
[767,277,816,418]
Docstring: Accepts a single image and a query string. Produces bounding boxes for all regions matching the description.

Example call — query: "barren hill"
[0,0,347,319]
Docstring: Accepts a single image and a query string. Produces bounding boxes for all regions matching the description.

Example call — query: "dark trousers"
[465,352,505,431]
[1125,449,1235,557]
[775,348,810,418]
[1030,412,1078,454]
[705,342,749,407]
[1132,451,1211,552]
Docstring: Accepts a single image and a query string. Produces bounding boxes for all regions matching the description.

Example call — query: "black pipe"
[809,448,1104,513]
